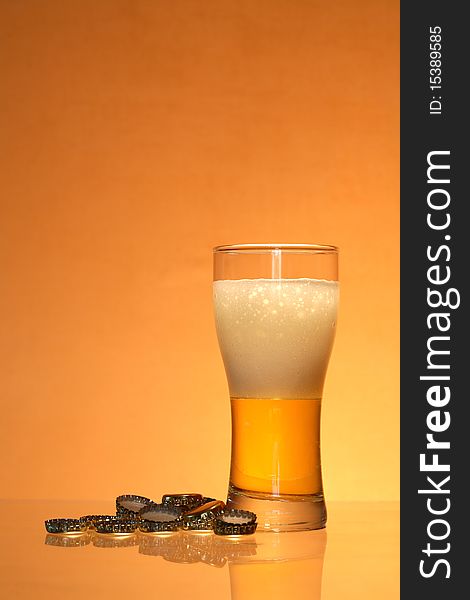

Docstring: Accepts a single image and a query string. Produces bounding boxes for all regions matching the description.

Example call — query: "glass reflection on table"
[229,530,326,600]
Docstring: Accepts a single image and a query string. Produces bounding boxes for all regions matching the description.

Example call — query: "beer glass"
[213,244,338,532]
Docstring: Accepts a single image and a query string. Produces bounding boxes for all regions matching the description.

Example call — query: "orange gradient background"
[0,0,399,503]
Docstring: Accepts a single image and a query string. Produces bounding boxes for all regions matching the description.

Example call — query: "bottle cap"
[161,493,203,512]
[182,499,225,531]
[138,503,182,533]
[116,494,152,518]
[214,509,258,536]
[79,515,118,529]
[45,518,87,534]
[94,516,138,534]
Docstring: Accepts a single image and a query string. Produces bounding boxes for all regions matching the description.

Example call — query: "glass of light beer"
[213,244,338,532]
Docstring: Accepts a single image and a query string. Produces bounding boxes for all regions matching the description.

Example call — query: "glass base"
[226,484,327,532]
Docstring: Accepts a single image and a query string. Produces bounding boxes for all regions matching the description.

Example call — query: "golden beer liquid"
[230,397,322,496]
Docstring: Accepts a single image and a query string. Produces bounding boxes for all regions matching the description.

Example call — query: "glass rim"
[213,243,338,254]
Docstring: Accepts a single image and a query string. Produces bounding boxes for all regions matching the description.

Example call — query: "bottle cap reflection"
[92,533,138,548]
[138,531,257,567]
[45,532,91,547]
[45,531,138,548]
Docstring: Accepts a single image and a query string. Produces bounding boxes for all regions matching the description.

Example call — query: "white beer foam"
[213,278,338,399]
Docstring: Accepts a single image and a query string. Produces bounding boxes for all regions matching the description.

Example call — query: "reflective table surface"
[0,500,398,599]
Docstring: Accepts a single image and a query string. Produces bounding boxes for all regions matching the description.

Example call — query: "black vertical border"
[401,2,466,597]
